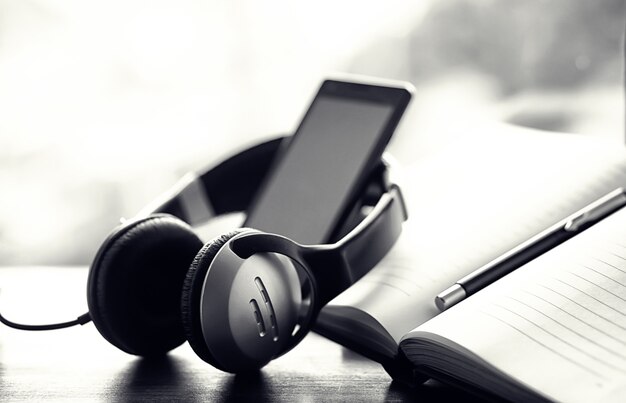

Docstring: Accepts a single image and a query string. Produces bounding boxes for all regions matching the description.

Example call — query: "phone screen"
[244,81,410,245]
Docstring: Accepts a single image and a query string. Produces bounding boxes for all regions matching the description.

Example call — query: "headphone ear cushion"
[87,214,203,356]
[180,228,249,369]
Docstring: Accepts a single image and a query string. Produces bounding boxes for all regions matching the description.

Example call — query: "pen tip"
[434,296,446,311]
[435,284,466,312]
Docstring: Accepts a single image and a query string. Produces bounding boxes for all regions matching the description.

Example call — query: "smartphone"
[243,78,413,245]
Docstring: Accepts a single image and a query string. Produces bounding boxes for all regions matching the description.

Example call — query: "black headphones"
[0,136,408,373]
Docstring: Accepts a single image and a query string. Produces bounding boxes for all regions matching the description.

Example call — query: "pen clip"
[564,188,626,232]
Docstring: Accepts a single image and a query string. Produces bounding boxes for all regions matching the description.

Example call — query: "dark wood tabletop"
[0,267,482,402]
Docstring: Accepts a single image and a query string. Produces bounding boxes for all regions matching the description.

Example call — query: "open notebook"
[313,123,626,395]
[400,203,626,402]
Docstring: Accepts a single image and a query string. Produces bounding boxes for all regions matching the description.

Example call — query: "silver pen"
[435,188,626,312]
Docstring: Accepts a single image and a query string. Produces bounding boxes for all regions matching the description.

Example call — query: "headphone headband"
[138,137,284,224]
[138,136,406,240]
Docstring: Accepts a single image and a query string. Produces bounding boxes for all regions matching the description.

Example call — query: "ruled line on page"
[521,289,626,347]
[578,264,626,288]
[504,295,626,361]
[552,278,626,319]
[490,303,626,374]
[536,283,626,332]
[565,271,626,303]
[592,256,626,275]
[481,310,607,380]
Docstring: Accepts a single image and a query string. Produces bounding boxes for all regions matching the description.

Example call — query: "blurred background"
[0,0,624,266]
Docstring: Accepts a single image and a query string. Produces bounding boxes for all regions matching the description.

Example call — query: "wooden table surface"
[0,267,482,402]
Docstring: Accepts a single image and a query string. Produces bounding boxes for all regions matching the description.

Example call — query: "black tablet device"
[243,78,413,245]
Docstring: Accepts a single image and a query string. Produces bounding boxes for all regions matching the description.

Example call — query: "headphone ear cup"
[180,228,249,370]
[87,214,203,356]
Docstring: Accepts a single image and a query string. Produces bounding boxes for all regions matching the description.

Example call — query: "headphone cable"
[0,288,92,330]
[0,310,91,331]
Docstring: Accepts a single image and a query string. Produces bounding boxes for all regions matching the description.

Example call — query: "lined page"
[407,205,626,402]
[321,125,626,346]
